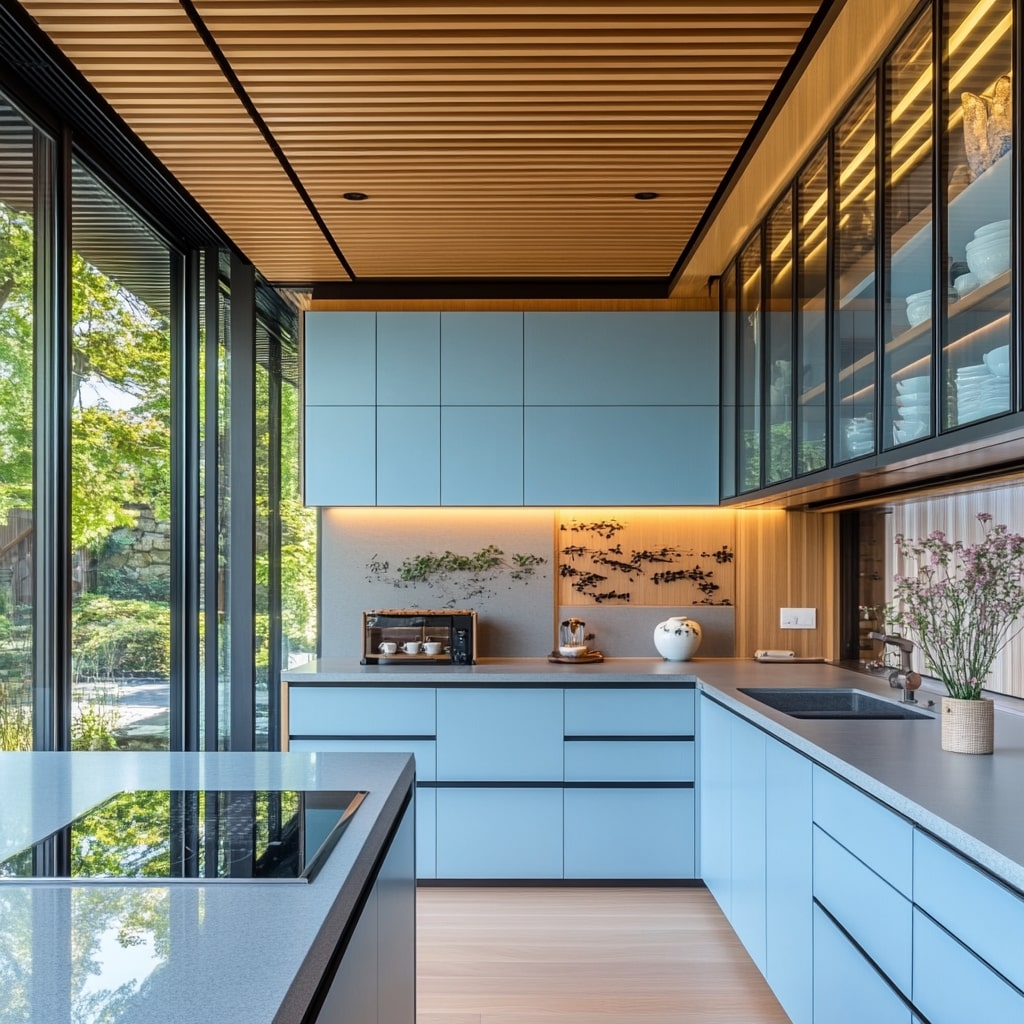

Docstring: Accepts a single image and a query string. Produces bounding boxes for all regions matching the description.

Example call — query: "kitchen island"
[0,750,416,1024]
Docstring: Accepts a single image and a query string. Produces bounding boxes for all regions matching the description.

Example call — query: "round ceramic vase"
[653,616,703,661]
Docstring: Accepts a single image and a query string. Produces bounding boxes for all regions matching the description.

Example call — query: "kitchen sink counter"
[691,659,1024,895]
[0,750,415,1024]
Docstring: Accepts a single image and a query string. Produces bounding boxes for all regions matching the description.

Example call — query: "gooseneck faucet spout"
[867,632,921,702]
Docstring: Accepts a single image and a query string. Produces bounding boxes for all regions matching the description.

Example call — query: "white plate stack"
[844,416,874,457]
[956,347,1009,424]
[893,375,929,444]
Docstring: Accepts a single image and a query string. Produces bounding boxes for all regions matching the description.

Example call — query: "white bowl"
[893,420,928,443]
[966,242,1011,284]
[953,272,980,298]
[558,645,589,658]
[896,375,929,395]
[906,301,931,327]
[975,219,1011,238]
[984,345,1010,377]
[956,363,992,378]
[905,289,932,305]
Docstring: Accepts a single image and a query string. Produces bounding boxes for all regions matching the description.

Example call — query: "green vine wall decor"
[366,545,548,608]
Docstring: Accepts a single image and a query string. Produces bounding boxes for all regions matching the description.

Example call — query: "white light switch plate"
[780,607,816,629]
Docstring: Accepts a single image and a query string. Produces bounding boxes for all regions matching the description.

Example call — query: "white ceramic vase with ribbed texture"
[653,616,702,661]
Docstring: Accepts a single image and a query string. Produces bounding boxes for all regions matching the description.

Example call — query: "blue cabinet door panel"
[913,908,1024,1023]
[523,311,717,405]
[564,688,695,735]
[812,766,913,897]
[304,311,376,406]
[729,716,766,974]
[440,406,523,505]
[698,697,733,916]
[563,740,694,782]
[524,405,718,505]
[435,787,562,878]
[914,831,1024,993]
[764,738,812,1024]
[415,786,436,879]
[441,312,523,405]
[436,688,563,780]
[376,312,440,404]
[304,406,376,506]
[288,738,437,781]
[288,686,436,735]
[812,825,912,997]
[376,407,440,505]
[813,905,913,1024]
[564,787,695,879]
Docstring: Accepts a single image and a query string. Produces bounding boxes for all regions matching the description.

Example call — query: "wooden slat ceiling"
[19,1,825,289]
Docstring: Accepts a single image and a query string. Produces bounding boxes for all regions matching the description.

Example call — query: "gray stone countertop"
[285,656,1024,892]
[0,750,415,1024]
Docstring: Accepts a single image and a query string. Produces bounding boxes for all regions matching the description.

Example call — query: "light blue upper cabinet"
[441,312,524,405]
[376,406,440,505]
[304,405,376,506]
[376,312,440,405]
[305,311,376,407]
[524,311,718,405]
[523,405,718,505]
[440,406,523,505]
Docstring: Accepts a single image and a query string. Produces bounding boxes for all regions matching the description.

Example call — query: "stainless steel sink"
[737,687,932,720]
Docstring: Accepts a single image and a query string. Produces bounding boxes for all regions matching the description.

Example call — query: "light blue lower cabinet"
[729,715,766,975]
[812,904,914,1024]
[564,740,694,783]
[764,738,812,1024]
[912,908,1024,1023]
[698,696,733,917]
[812,825,912,998]
[563,787,695,879]
[415,786,436,879]
[434,787,563,879]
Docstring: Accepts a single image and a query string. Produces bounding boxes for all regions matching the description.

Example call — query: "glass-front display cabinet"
[720,0,1017,497]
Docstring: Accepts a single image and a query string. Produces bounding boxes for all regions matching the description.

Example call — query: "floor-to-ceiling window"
[69,158,174,750]
[0,97,35,750]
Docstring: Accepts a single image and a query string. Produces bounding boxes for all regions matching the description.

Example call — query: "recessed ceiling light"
[343,192,368,201]
[634,192,659,200]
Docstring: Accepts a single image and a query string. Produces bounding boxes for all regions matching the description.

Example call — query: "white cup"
[423,641,443,655]
[402,641,421,655]
[378,642,398,655]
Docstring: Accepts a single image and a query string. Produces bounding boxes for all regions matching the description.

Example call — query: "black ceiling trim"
[312,277,671,301]
[0,1,225,251]
[177,0,358,282]
[667,0,850,291]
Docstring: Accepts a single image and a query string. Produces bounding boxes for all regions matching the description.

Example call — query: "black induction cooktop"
[0,788,367,883]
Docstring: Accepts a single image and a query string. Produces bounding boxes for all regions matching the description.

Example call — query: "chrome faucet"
[867,632,922,703]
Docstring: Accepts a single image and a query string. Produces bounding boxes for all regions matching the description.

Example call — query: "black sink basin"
[737,687,932,720]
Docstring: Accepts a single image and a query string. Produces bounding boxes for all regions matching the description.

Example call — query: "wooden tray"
[548,650,605,664]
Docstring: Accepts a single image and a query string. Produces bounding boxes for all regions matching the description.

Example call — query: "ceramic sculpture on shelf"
[961,75,1012,180]
[653,615,703,661]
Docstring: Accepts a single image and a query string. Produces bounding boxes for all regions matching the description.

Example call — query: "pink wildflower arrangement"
[886,513,1024,700]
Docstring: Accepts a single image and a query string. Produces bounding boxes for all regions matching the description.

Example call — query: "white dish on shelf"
[906,302,931,327]
[895,403,929,419]
[956,363,992,378]
[953,272,980,299]
[974,219,1011,238]
[983,345,1010,377]
[966,239,1011,284]
[893,420,928,443]
[896,375,930,395]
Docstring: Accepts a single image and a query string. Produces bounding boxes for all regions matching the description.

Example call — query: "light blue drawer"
[812,766,912,897]
[563,787,695,879]
[564,740,694,782]
[435,787,562,879]
[564,688,695,736]
[288,686,436,736]
[913,907,1024,1023]
[813,825,912,997]
[813,905,914,1024]
[914,831,1024,992]
[287,738,436,781]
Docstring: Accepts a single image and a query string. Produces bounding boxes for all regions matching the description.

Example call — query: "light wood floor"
[416,887,791,1024]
